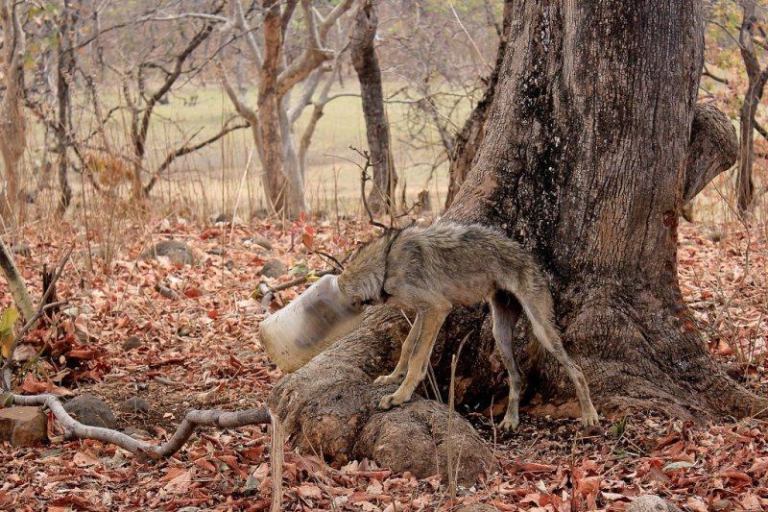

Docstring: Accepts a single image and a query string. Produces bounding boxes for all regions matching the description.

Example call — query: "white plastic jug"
[259,274,363,372]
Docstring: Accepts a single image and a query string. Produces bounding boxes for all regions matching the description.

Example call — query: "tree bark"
[55,0,76,215]
[222,0,353,218]
[736,4,766,216]
[444,0,512,210]
[0,0,27,224]
[270,0,765,484]
[351,0,397,214]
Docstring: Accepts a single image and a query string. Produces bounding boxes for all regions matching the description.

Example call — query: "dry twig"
[8,392,271,458]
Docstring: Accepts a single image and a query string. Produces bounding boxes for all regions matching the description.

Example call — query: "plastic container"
[259,274,363,372]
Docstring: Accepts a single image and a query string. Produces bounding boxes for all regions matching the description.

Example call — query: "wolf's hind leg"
[374,313,422,386]
[379,303,450,410]
[490,291,523,431]
[517,287,599,427]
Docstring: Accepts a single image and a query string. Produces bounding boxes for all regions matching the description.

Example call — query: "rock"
[0,406,47,446]
[705,228,722,243]
[140,240,197,265]
[122,336,142,351]
[209,213,243,225]
[63,395,117,429]
[456,505,499,512]
[11,243,31,258]
[120,397,150,414]
[12,344,38,362]
[211,212,231,224]
[260,258,287,278]
[628,496,683,512]
[246,236,272,251]
[123,426,151,439]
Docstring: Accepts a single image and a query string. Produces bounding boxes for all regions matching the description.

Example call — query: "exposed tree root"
[269,308,497,484]
[268,275,768,485]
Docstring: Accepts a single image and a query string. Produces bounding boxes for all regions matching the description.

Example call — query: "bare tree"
[55,0,76,214]
[0,0,27,223]
[374,0,502,210]
[350,0,396,214]
[120,3,231,200]
[736,0,768,215]
[220,0,354,218]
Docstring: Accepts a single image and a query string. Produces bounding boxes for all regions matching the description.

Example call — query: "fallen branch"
[270,414,285,512]
[1,245,73,390]
[257,269,335,312]
[9,392,271,458]
[0,237,35,320]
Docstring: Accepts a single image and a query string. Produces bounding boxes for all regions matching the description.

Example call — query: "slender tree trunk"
[0,0,27,224]
[270,0,761,484]
[737,90,759,215]
[256,1,307,217]
[351,0,397,214]
[55,0,75,215]
[736,5,766,216]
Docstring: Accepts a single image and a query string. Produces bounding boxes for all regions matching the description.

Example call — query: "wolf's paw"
[378,392,409,410]
[498,414,519,432]
[581,405,600,429]
[374,373,403,386]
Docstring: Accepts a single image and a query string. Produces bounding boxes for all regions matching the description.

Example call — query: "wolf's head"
[337,230,399,309]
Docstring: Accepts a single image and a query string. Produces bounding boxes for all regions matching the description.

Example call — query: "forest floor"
[0,215,766,512]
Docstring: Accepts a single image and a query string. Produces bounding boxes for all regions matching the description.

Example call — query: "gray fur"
[338,222,599,430]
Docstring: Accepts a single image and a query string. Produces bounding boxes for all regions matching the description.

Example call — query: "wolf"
[337,222,599,431]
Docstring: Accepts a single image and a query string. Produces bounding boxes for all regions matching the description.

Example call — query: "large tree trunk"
[270,0,763,484]
[351,0,397,214]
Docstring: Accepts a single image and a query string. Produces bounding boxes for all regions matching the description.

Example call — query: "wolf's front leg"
[374,313,423,386]
[379,305,450,410]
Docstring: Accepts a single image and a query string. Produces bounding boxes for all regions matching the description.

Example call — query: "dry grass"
[20,81,455,223]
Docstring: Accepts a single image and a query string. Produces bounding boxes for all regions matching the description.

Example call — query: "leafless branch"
[143,118,250,194]
[9,393,270,458]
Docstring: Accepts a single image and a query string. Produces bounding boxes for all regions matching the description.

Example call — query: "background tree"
[735,0,768,215]
[350,0,397,214]
[54,0,76,213]
[220,0,354,218]
[698,0,768,220]
[269,0,764,481]
[0,0,27,224]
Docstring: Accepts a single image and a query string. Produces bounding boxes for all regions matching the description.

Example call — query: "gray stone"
[63,394,117,429]
[122,336,142,351]
[455,505,499,512]
[120,397,150,414]
[210,212,232,224]
[260,258,287,278]
[140,240,197,265]
[628,496,683,512]
[0,406,47,446]
[11,243,31,258]
[253,236,272,250]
